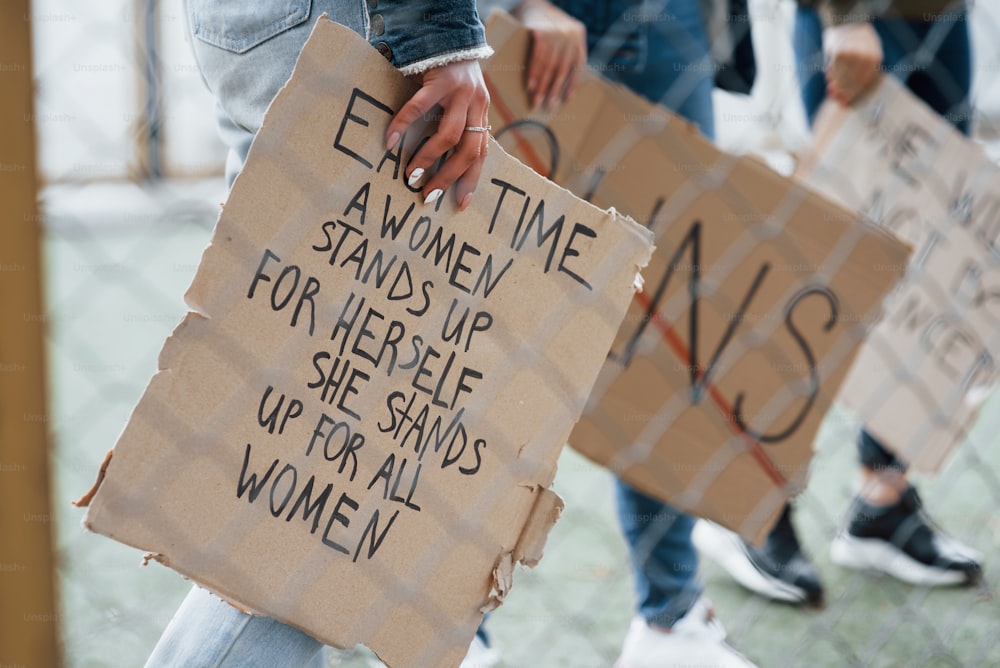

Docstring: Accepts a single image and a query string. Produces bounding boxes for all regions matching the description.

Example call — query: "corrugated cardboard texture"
[483,11,912,543]
[798,76,1000,472]
[83,18,651,668]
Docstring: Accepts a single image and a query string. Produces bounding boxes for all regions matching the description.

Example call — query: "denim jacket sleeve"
[374,0,494,75]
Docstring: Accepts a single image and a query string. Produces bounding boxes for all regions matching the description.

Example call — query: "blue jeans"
[555,0,713,627]
[147,587,327,667]
[558,0,715,139]
[793,6,972,473]
[186,0,375,187]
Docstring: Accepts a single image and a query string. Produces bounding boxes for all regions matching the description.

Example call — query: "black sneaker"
[830,486,983,586]
[693,504,825,607]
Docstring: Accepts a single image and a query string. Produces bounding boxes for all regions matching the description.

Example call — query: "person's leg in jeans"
[615,484,701,627]
[146,586,326,668]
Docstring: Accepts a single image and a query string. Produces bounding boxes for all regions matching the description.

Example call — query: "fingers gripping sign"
[384,60,491,211]
[513,0,588,110]
[823,21,884,105]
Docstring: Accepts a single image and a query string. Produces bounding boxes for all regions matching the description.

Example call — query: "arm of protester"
[379,1,494,210]
[822,20,883,105]
[510,0,588,110]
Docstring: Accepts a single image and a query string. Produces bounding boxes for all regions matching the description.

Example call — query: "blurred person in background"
[473,1,759,666]
[693,0,983,608]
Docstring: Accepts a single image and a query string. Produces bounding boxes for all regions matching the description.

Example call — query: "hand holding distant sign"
[823,21,883,105]
[513,0,587,110]
[386,60,491,211]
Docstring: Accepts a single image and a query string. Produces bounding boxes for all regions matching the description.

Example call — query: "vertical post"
[0,1,62,666]
[134,0,162,179]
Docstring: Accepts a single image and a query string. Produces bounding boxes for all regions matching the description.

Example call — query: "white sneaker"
[693,514,825,606]
[614,597,756,668]
[459,635,501,668]
[830,487,983,587]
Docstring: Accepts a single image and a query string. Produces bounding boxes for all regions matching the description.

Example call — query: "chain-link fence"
[31,0,1000,666]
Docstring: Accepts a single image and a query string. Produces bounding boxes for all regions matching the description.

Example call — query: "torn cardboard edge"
[482,486,564,613]
[135,484,564,641]
[72,449,113,508]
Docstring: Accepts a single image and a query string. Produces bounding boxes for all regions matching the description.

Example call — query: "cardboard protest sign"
[797,76,1000,472]
[483,11,912,542]
[81,18,652,668]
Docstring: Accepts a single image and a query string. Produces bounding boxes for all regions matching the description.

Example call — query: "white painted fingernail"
[407,168,424,187]
[423,189,443,205]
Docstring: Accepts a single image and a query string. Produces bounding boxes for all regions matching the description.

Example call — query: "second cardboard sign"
[484,11,912,542]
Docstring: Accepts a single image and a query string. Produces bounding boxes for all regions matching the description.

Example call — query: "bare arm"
[512,0,588,110]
